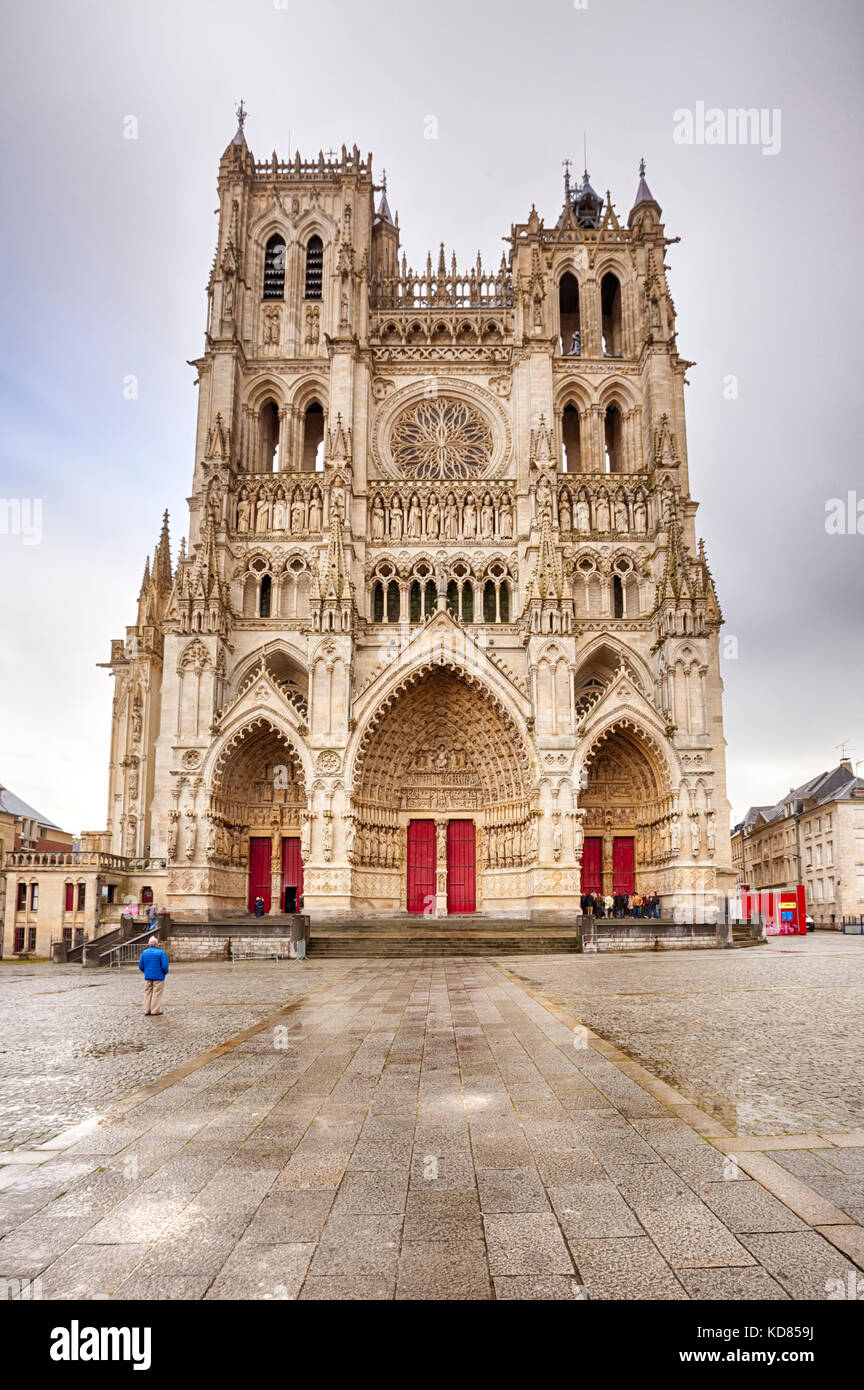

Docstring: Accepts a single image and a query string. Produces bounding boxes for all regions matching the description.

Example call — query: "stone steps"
[308,928,581,957]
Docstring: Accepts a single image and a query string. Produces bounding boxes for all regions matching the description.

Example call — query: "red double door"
[248,836,304,913]
[582,836,635,896]
[406,819,476,914]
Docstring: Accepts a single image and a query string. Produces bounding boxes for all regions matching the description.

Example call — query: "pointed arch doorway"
[354,669,533,916]
[580,721,670,898]
[211,718,307,915]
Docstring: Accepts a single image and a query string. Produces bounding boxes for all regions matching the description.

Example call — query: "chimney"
[840,758,853,774]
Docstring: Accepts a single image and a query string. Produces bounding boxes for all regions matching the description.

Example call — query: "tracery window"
[446,565,474,622]
[264,235,286,300]
[259,574,272,618]
[601,272,623,356]
[390,397,493,480]
[302,402,325,471]
[305,236,323,299]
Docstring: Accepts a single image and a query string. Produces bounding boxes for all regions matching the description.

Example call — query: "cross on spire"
[235,99,247,132]
[639,156,646,178]
[562,157,572,201]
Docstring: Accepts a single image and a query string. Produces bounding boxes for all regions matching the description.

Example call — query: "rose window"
[390,398,493,480]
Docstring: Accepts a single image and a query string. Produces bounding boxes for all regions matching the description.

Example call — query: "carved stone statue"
[573,811,585,858]
[291,495,305,533]
[255,492,269,533]
[371,497,386,540]
[552,818,563,863]
[304,304,320,345]
[308,487,323,532]
[236,490,251,533]
[480,495,495,539]
[184,815,197,862]
[462,495,477,539]
[330,478,346,520]
[706,812,716,856]
[634,496,648,533]
[575,497,591,531]
[426,496,440,541]
[499,496,513,539]
[300,813,312,857]
[559,493,572,533]
[272,490,287,530]
[690,814,701,857]
[389,498,403,542]
[536,474,552,521]
[595,494,610,532]
[407,494,422,539]
[263,306,280,345]
[615,498,629,532]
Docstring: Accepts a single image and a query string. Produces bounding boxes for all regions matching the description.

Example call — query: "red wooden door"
[612,836,635,895]
[582,837,603,893]
[248,837,272,913]
[446,819,476,914]
[407,820,436,914]
[281,837,303,912]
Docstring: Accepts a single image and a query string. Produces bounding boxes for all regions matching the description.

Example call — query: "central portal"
[406,817,477,915]
[353,668,534,917]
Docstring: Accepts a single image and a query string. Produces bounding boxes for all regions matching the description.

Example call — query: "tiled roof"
[0,785,63,831]
[736,764,864,833]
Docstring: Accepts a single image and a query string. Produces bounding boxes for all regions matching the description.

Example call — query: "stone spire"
[176,514,231,636]
[312,506,354,633]
[376,168,395,225]
[526,506,573,634]
[628,157,662,228]
[153,510,172,594]
[232,99,248,147]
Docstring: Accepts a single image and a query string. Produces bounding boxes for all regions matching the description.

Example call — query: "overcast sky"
[0,0,862,834]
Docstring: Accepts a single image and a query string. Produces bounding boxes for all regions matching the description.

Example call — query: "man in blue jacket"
[138,936,170,1016]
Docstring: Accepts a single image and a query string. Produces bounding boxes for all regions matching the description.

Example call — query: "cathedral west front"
[101,111,734,927]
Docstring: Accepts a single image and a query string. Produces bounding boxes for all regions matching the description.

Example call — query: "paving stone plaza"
[1,934,863,1301]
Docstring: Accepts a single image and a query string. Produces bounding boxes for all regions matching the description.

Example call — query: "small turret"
[628,158,662,230]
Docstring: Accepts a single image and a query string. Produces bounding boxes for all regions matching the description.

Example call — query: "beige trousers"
[144,979,165,1015]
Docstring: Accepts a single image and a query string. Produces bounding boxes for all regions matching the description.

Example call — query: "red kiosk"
[741,884,807,936]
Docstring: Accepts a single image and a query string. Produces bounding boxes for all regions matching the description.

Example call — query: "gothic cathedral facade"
[104,119,734,923]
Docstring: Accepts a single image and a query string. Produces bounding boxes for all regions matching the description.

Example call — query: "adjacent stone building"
[0,785,75,956]
[732,760,864,928]
[5,115,737,943]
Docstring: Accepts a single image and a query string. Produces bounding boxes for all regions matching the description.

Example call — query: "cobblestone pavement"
[501,935,864,1136]
[0,960,360,1150]
[0,957,861,1301]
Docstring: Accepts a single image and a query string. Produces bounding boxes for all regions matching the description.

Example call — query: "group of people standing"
[580,890,660,920]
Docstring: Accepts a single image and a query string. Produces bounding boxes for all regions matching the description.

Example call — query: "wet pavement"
[0,959,359,1150]
[0,953,862,1301]
[504,934,864,1136]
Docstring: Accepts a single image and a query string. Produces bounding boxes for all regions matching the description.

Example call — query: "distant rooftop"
[0,784,63,831]
[733,761,864,835]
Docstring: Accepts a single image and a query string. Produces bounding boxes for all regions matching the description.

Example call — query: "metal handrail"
[101,927,161,967]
